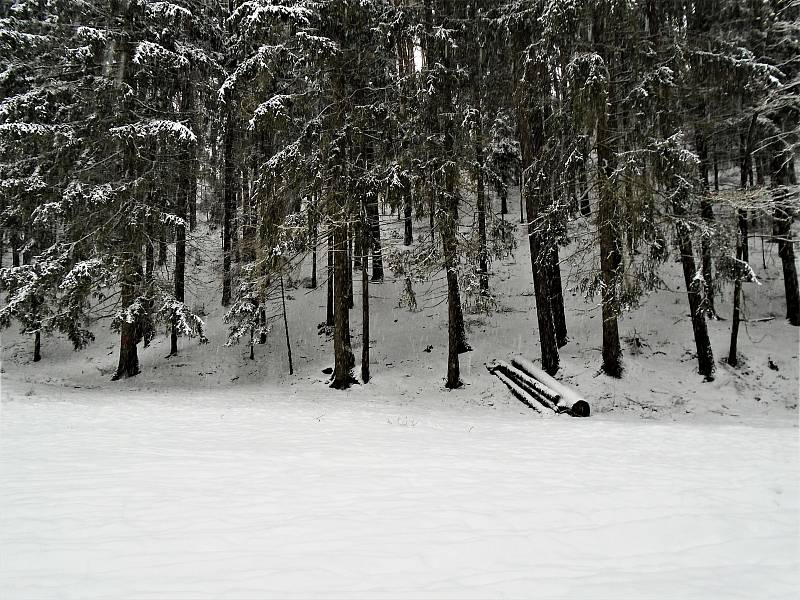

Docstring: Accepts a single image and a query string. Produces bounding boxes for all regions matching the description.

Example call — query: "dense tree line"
[1,0,797,387]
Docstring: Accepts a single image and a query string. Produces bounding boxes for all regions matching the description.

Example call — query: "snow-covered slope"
[1,188,797,423]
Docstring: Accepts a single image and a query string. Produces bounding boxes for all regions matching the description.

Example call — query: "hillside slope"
[1,188,797,425]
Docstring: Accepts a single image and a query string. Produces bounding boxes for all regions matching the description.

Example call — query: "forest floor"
[1,185,798,597]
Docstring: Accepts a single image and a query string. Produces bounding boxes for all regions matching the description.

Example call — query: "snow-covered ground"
[1,383,797,599]
[2,185,798,597]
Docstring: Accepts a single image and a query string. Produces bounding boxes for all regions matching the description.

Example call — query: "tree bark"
[596,91,623,377]
[361,217,370,383]
[113,257,140,380]
[696,129,716,316]
[221,110,234,307]
[280,273,293,375]
[773,153,800,325]
[331,218,355,388]
[326,230,334,327]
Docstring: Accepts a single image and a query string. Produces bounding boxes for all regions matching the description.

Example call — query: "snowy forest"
[1,1,799,597]
[0,0,797,389]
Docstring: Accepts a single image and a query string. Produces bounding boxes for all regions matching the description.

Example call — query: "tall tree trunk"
[280,273,293,375]
[326,230,334,327]
[440,0,466,388]
[728,209,749,366]
[171,189,187,356]
[171,89,194,355]
[11,230,19,267]
[596,93,623,377]
[331,219,355,388]
[113,257,140,380]
[773,152,800,325]
[310,199,318,288]
[696,129,716,316]
[366,192,384,282]
[674,198,716,379]
[221,111,234,307]
[346,223,354,309]
[403,175,413,246]
[549,246,567,347]
[361,216,370,383]
[579,136,590,216]
[32,294,41,362]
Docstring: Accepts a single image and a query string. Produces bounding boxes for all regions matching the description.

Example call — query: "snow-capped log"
[488,367,545,416]
[489,360,561,413]
[511,357,590,417]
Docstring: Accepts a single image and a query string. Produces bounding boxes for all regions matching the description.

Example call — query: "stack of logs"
[487,356,590,417]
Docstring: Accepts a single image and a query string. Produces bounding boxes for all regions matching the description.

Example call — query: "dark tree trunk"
[696,129,716,316]
[33,329,41,362]
[326,230,334,327]
[675,199,715,379]
[171,89,194,355]
[518,106,559,375]
[366,192,384,282]
[280,273,293,375]
[728,209,749,366]
[113,259,140,380]
[403,174,413,246]
[11,230,20,267]
[310,201,318,288]
[222,112,234,307]
[170,190,187,356]
[549,247,567,347]
[579,137,590,216]
[361,218,370,384]
[773,154,800,325]
[346,224,354,310]
[331,220,355,388]
[500,188,508,215]
[158,226,167,266]
[596,91,623,378]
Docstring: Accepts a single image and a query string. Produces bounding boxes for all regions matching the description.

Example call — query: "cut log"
[491,360,561,412]
[511,356,591,417]
[488,365,545,415]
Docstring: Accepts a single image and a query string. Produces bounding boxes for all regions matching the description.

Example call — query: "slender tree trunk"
[346,223,354,310]
[696,129,716,316]
[403,175,413,246]
[331,219,355,388]
[596,96,623,377]
[280,273,293,375]
[11,231,19,267]
[579,137,590,216]
[773,153,800,325]
[171,191,187,356]
[366,193,384,282]
[310,200,318,288]
[361,217,370,383]
[675,199,715,379]
[326,230,334,327]
[728,209,749,366]
[158,226,167,266]
[31,294,41,362]
[221,111,234,307]
[549,247,567,347]
[113,257,140,380]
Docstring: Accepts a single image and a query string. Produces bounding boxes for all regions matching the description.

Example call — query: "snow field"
[1,385,797,599]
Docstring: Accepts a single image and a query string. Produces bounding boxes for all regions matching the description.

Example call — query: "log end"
[569,400,591,418]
